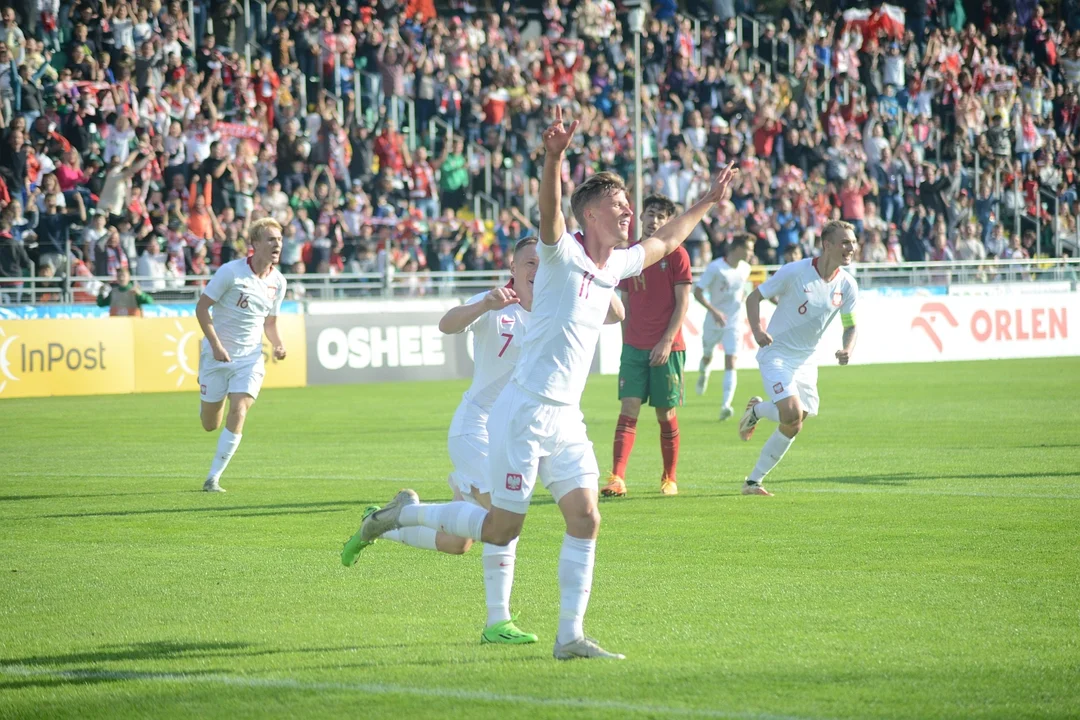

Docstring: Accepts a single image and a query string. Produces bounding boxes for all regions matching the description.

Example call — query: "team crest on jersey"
[266,284,280,299]
[773,382,784,394]
[505,473,523,491]
[831,291,843,307]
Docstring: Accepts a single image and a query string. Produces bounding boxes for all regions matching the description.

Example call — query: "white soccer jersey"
[756,257,858,366]
[512,232,645,405]
[201,258,287,359]
[448,290,530,438]
[696,257,752,331]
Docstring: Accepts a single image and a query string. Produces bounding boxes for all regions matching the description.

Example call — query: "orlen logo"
[0,325,108,393]
[970,307,1068,342]
[317,325,446,370]
[911,303,959,352]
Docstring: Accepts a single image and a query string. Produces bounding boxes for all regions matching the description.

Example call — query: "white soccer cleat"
[696,373,709,396]
[202,478,226,493]
[738,396,763,441]
[360,489,419,542]
[719,406,734,421]
[553,636,625,660]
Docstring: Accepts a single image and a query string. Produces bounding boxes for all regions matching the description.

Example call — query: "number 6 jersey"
[448,290,531,438]
[201,257,287,360]
[756,257,858,366]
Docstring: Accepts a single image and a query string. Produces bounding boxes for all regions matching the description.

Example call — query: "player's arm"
[604,291,625,324]
[640,164,736,269]
[693,284,726,326]
[438,287,518,334]
[539,106,578,246]
[196,292,231,362]
[835,286,858,365]
[650,282,691,366]
[264,315,286,360]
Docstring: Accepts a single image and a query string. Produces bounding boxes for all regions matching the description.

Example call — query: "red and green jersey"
[618,244,693,351]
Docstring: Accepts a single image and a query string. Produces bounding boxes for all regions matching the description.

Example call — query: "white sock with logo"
[748,429,795,483]
[382,527,439,551]
[398,502,487,541]
[207,429,241,482]
[482,537,518,627]
[721,370,737,409]
[556,534,596,644]
[754,401,781,423]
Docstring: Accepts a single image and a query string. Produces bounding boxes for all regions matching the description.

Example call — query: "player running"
[601,194,692,498]
[737,220,858,496]
[693,233,755,420]
[358,107,736,660]
[195,218,288,493]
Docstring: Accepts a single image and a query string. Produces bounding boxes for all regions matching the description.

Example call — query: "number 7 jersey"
[756,257,858,366]
[448,291,531,438]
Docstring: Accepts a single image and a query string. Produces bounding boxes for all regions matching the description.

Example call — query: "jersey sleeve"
[271,275,286,316]
[695,262,717,291]
[456,292,490,334]
[670,247,692,284]
[537,231,579,267]
[757,262,797,300]
[615,244,646,281]
[202,262,233,303]
[841,277,859,327]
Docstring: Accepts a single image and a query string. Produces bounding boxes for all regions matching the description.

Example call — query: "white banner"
[599,292,1080,373]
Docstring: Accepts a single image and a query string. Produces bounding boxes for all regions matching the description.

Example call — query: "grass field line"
[0,665,818,720]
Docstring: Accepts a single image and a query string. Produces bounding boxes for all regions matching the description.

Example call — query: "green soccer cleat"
[481,617,539,645]
[341,505,381,567]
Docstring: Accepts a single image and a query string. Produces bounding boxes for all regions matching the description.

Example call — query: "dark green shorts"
[617,345,685,408]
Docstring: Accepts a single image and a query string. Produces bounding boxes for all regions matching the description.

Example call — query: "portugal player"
[693,233,755,419]
[602,194,691,498]
[195,217,288,493]
[357,107,736,660]
[737,220,858,496]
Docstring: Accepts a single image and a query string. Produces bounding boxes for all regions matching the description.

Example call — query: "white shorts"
[758,354,819,416]
[198,349,266,403]
[703,324,739,356]
[447,432,490,496]
[488,382,600,515]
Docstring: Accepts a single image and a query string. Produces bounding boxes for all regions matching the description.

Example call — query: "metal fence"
[4,258,1077,308]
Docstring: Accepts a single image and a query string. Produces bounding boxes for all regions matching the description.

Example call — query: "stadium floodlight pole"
[630,6,646,243]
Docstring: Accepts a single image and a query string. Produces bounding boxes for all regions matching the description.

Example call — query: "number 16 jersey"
[201,258,287,360]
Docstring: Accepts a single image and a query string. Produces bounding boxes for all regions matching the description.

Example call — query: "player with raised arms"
[737,220,859,496]
[358,107,736,660]
[693,232,755,419]
[195,217,288,493]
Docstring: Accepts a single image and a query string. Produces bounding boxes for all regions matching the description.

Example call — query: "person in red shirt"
[373,118,410,175]
[602,194,693,497]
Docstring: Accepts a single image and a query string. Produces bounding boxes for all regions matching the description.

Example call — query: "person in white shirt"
[195,218,288,493]
[737,220,859,496]
[693,232,754,419]
[136,237,167,292]
[344,238,570,646]
[359,107,736,660]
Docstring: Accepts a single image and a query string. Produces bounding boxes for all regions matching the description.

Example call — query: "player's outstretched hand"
[753,329,772,348]
[705,163,738,204]
[213,344,232,363]
[835,349,850,366]
[484,286,519,310]
[274,346,287,361]
[542,105,579,156]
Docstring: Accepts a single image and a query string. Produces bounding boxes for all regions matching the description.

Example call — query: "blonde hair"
[249,217,283,245]
[821,220,856,246]
[570,172,627,227]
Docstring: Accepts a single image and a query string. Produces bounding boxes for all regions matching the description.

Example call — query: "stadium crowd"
[0,0,1078,302]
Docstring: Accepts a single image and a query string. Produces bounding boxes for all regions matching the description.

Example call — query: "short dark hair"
[726,232,756,256]
[514,236,538,254]
[642,194,677,219]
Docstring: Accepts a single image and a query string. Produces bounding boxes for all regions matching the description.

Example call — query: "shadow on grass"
[0,491,186,503]
[0,666,230,693]
[32,501,373,520]
[787,470,1080,486]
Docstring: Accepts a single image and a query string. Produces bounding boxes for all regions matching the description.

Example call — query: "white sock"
[556,534,596,644]
[755,400,780,423]
[482,537,518,627]
[383,527,439,551]
[748,429,795,483]
[207,428,241,482]
[721,369,737,409]
[398,501,487,541]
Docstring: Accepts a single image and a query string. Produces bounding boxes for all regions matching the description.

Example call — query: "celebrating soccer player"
[602,194,692,498]
[358,107,736,660]
[693,233,755,419]
[195,218,288,493]
[737,220,859,496]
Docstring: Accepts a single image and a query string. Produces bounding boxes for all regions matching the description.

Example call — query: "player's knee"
[565,503,601,538]
[655,406,676,422]
[201,418,219,432]
[619,398,642,418]
[780,417,803,437]
[486,525,521,546]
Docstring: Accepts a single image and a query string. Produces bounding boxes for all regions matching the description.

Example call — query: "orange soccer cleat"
[660,476,678,496]
[601,474,627,497]
[738,396,764,442]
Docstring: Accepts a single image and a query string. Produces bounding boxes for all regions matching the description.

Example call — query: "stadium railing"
[2,259,1077,307]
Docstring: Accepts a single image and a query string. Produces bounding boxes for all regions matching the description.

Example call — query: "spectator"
[136,238,168,293]
[97,265,153,316]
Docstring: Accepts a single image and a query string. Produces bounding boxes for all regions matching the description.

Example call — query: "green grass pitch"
[1,358,1078,719]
